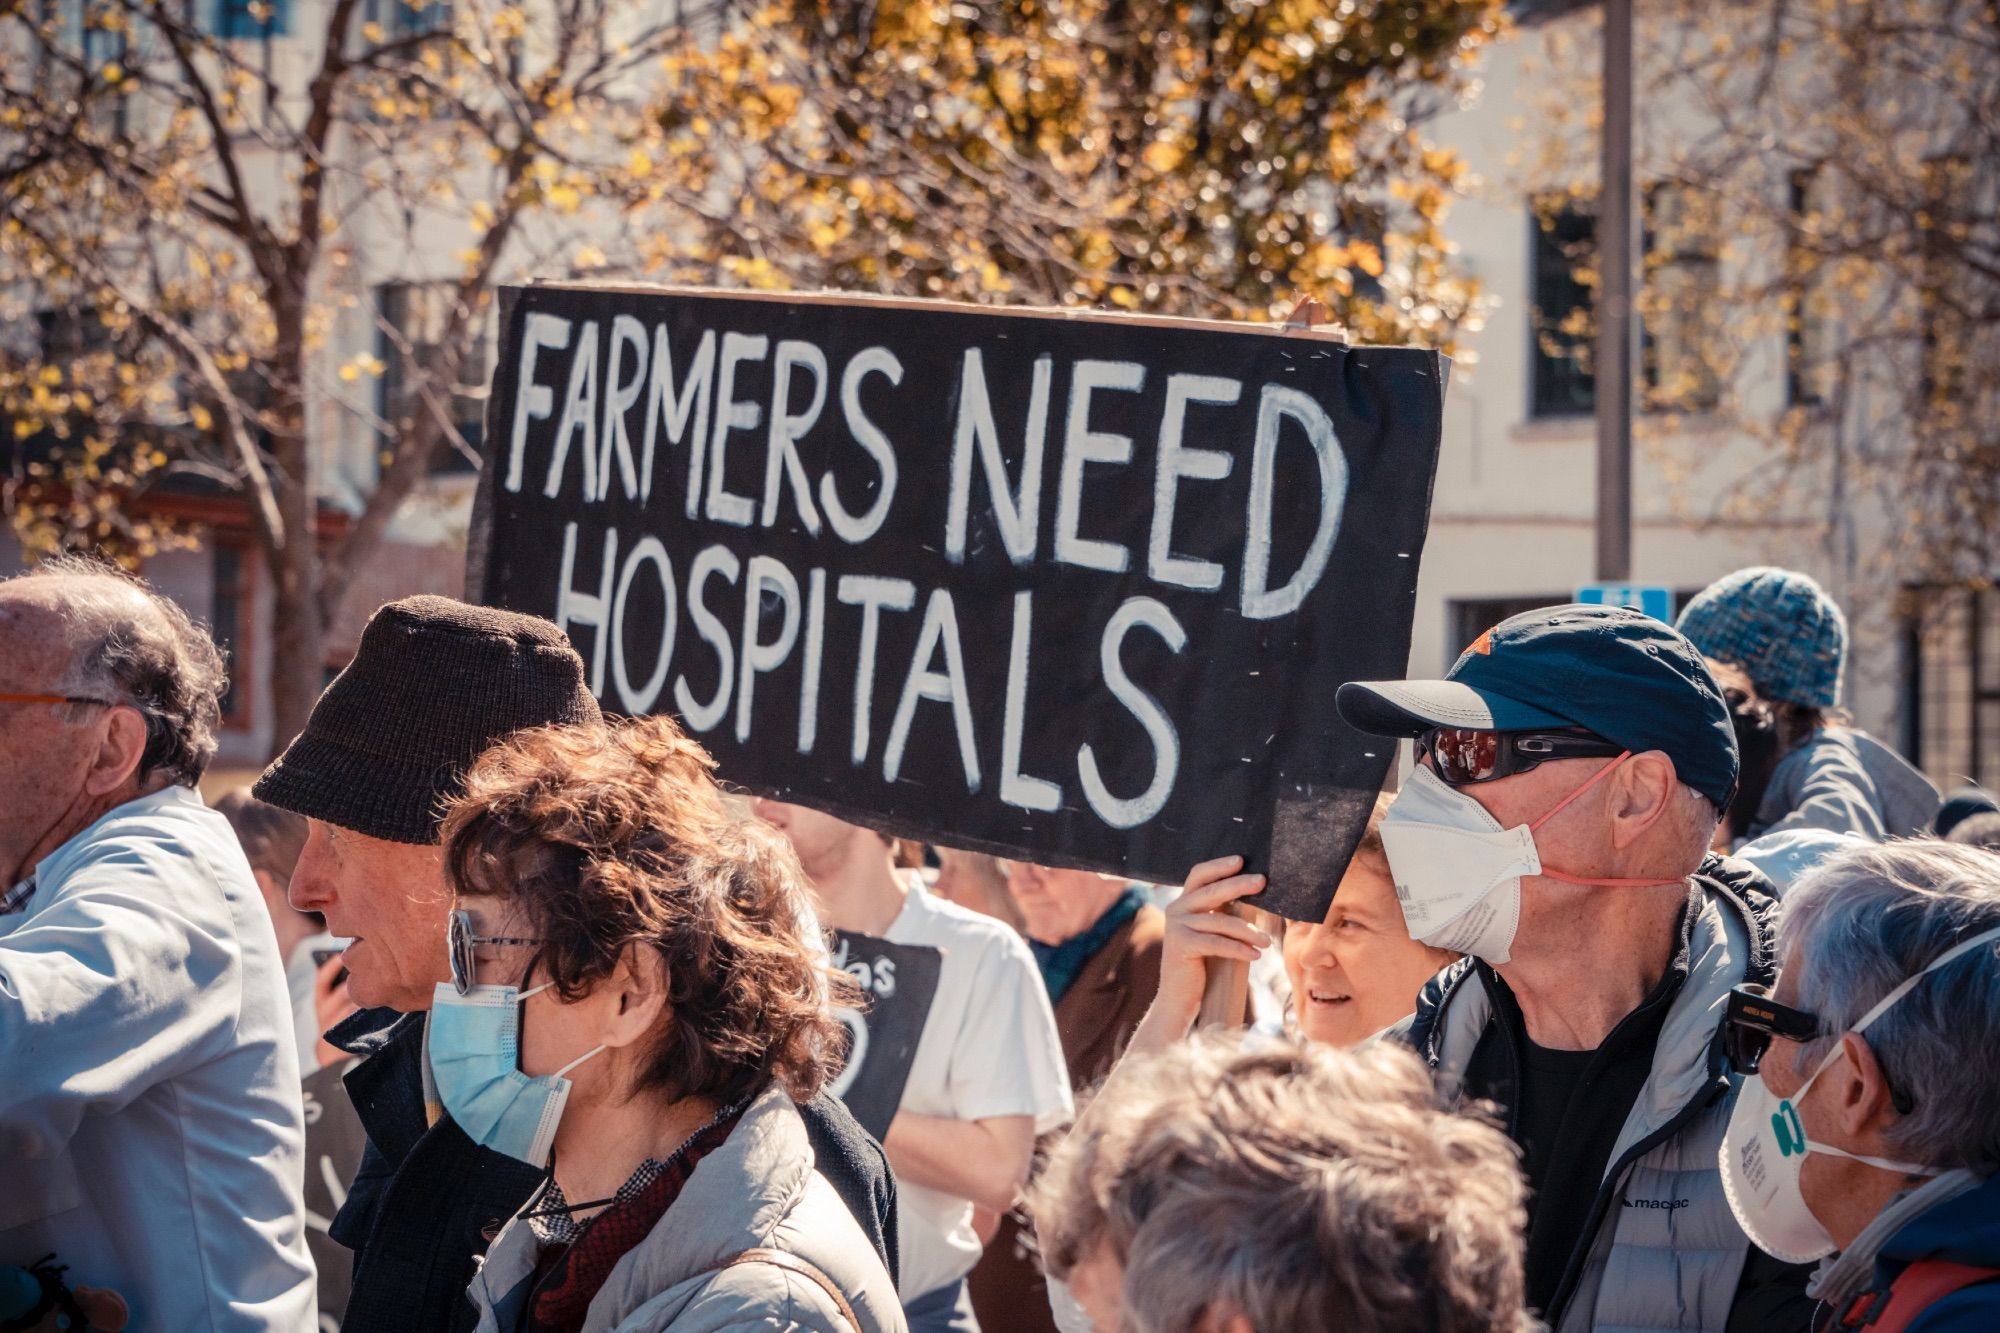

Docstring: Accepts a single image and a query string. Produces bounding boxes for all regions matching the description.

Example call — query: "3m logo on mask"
[1772,1101,1808,1158]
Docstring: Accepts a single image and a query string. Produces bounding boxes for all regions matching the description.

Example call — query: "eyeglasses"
[1725,982,1915,1112]
[1414,727,1626,786]
[448,908,543,996]
[0,692,119,708]
[1723,983,1821,1074]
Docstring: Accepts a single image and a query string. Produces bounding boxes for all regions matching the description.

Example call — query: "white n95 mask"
[1378,754,1683,964]
[1718,923,2000,1263]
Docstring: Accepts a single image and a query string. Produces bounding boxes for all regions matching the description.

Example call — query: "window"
[1448,596,1568,665]
[376,281,488,472]
[1449,590,1707,669]
[364,0,450,37]
[1529,198,1596,419]
[1641,183,1722,415]
[1918,155,1971,406]
[212,543,253,729]
[209,0,290,38]
[1529,187,1726,421]
[1904,585,2000,792]
[1786,168,1837,410]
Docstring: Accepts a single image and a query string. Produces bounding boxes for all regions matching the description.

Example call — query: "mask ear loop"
[1526,752,1688,888]
[518,981,609,1078]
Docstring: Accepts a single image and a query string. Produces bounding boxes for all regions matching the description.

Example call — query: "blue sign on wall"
[1575,583,1675,623]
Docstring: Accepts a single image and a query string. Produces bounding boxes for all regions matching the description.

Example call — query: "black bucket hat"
[254,596,601,844]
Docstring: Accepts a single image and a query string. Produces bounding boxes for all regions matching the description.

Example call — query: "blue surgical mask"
[427,980,605,1168]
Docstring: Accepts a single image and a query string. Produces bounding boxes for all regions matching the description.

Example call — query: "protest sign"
[300,1060,366,1329]
[470,284,1446,920]
[825,931,945,1140]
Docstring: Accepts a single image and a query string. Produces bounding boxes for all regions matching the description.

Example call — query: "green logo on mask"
[1772,1101,1807,1158]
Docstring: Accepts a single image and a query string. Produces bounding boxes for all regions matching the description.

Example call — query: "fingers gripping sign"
[1128,856,1274,1057]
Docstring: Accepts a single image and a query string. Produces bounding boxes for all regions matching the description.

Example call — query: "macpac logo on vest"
[1623,1198,1692,1211]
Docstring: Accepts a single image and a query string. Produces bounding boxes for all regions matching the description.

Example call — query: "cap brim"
[1336,679,1575,738]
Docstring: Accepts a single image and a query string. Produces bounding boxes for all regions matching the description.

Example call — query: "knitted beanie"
[254,596,601,844]
[1674,567,1847,709]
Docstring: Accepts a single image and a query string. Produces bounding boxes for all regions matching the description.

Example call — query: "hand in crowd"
[311,953,356,1070]
[1128,855,1272,1058]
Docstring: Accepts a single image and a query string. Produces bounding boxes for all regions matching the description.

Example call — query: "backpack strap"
[710,1247,862,1332]
[1836,1258,2000,1333]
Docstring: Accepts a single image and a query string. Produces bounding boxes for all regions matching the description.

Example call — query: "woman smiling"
[1128,791,1457,1056]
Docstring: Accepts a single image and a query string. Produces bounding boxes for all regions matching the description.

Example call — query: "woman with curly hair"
[437,715,904,1333]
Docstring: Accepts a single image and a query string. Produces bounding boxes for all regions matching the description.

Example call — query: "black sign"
[826,931,944,1140]
[300,1060,368,1329]
[470,284,1445,920]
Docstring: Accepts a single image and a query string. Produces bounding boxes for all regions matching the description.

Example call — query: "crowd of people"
[2,556,1996,1333]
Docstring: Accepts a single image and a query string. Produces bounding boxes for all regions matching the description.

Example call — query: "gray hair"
[11,554,228,788]
[1779,839,2000,1173]
[1030,1035,1534,1333]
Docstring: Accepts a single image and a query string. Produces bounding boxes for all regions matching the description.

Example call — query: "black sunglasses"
[1724,983,1915,1113]
[448,908,543,996]
[1415,727,1625,786]
[1723,983,1821,1073]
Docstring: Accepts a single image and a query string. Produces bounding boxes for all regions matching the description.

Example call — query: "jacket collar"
[1810,1169,1987,1315]
[333,1006,430,1166]
[1417,858,1774,1153]
[472,1082,812,1326]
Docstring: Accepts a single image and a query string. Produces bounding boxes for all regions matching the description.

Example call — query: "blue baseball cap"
[1338,604,1740,808]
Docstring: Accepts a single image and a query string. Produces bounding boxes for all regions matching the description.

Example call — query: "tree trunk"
[266,535,327,759]
[261,318,328,759]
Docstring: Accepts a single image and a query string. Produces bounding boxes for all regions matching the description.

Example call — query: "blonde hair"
[1031,1036,1533,1333]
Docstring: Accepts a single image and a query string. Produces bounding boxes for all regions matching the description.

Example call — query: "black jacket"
[326,1007,899,1333]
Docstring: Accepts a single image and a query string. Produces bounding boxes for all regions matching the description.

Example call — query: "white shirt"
[882,880,1072,1299]
[0,786,316,1330]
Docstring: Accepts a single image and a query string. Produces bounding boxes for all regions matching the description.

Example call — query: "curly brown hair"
[440,714,845,1107]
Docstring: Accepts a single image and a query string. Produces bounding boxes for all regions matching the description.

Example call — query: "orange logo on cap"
[1465,628,1495,657]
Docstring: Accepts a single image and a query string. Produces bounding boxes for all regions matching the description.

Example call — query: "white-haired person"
[1029,1035,1534,1333]
[1719,839,2000,1331]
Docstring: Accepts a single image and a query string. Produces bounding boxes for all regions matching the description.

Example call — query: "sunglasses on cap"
[1414,727,1626,786]
[1724,983,1915,1114]
[448,908,543,996]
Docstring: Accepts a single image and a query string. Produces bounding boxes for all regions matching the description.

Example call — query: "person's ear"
[601,944,670,1050]
[81,704,150,797]
[1607,751,1678,850]
[1833,1032,1901,1146]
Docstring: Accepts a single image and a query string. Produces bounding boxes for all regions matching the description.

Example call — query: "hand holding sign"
[471,286,1445,922]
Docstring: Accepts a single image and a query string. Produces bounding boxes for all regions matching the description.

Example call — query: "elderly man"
[0,557,314,1328]
[1337,604,1814,1333]
[1720,840,2000,1330]
[254,595,897,1333]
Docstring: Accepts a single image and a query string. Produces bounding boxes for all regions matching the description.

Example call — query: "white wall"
[1408,12,1904,742]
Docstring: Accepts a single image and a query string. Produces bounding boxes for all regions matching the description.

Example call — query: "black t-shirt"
[1464,964,1679,1319]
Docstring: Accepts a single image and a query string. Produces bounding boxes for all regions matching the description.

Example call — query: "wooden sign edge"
[500,280,1433,351]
